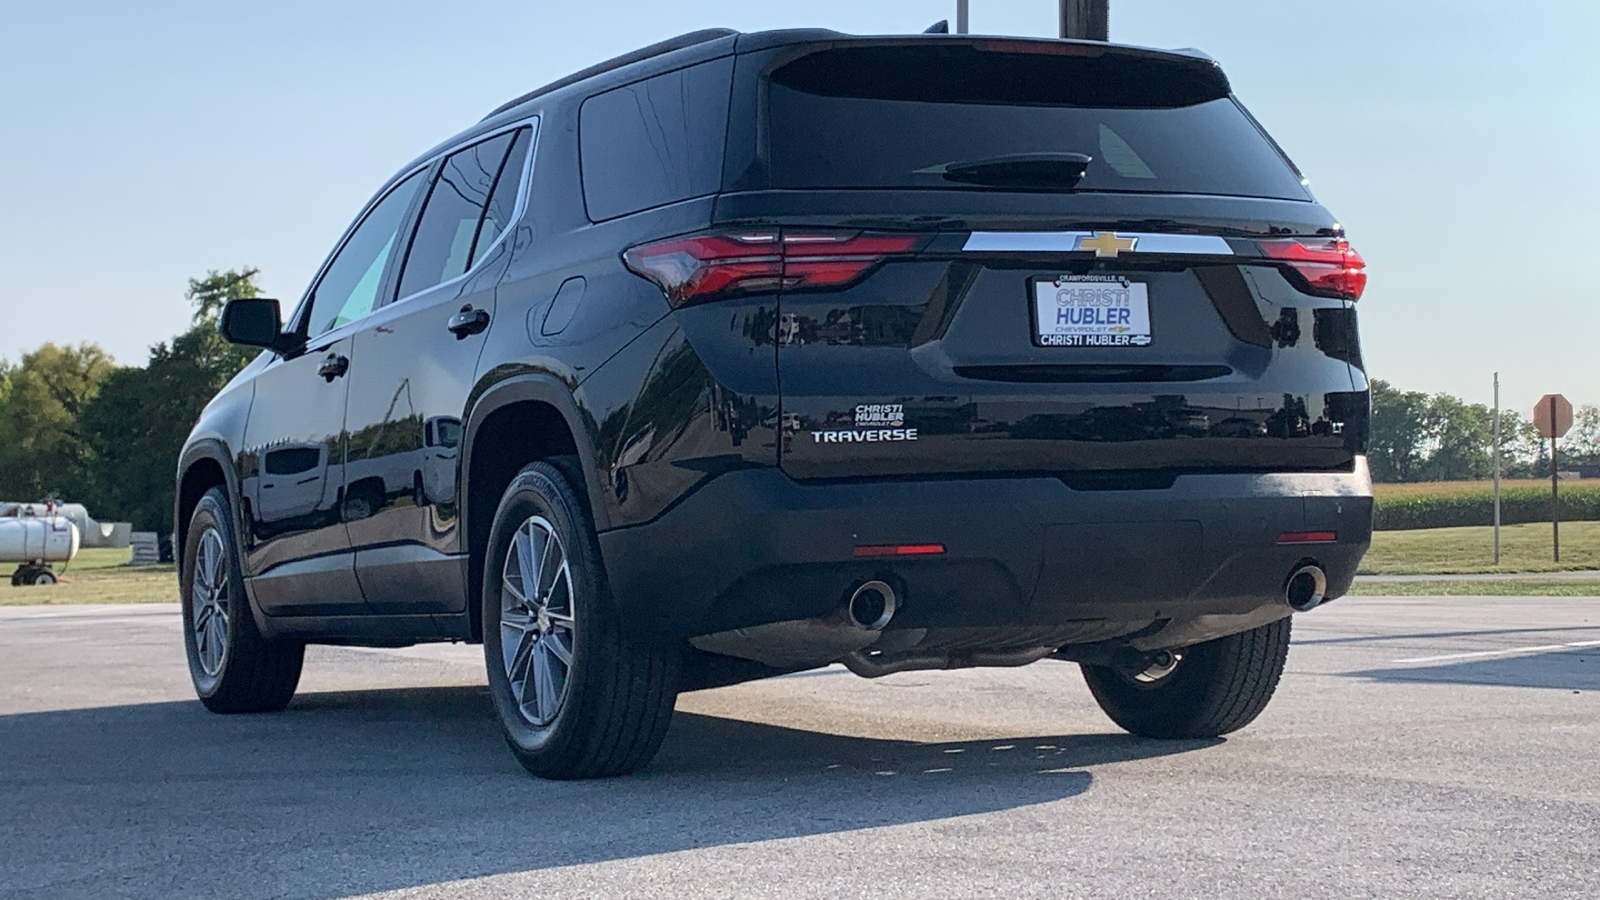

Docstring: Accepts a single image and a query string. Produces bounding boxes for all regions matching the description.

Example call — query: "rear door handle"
[447,305,490,339]
[317,353,349,381]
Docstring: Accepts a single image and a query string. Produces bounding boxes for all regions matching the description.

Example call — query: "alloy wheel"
[499,515,576,726]
[191,527,231,677]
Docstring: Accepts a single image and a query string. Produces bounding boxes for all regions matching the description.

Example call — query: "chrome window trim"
[386,117,542,310]
[962,231,1234,256]
[285,114,541,340]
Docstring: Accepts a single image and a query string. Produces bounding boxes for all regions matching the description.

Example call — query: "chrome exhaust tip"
[847,580,897,631]
[1284,564,1328,612]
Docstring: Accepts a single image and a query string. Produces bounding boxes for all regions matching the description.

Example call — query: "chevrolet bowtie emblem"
[1077,231,1138,258]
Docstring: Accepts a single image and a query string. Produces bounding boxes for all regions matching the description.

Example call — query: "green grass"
[1348,579,1600,597]
[0,547,177,606]
[1360,520,1600,575]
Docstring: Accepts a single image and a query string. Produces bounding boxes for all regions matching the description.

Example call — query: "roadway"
[2,596,1597,898]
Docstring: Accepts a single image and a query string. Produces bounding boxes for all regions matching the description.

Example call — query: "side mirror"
[219,298,297,354]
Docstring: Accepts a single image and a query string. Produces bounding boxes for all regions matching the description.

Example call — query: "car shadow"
[1349,647,1600,691]
[0,685,1217,898]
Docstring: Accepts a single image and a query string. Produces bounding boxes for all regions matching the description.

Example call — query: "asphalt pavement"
[2,596,1597,899]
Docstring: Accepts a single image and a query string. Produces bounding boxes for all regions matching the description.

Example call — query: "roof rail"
[482,28,739,121]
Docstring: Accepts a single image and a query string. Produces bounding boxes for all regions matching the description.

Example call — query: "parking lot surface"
[2,596,1597,899]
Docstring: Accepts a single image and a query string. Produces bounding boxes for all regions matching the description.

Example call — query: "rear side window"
[579,57,734,221]
[395,130,518,300]
[473,127,533,262]
[762,46,1309,201]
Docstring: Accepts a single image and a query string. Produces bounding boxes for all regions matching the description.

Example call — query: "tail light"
[1257,237,1367,300]
[853,543,946,558]
[1277,530,1338,545]
[623,229,925,308]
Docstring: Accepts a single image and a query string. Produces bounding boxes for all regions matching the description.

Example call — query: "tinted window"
[763,47,1309,201]
[579,57,734,221]
[473,127,532,267]
[306,170,425,338]
[395,132,515,300]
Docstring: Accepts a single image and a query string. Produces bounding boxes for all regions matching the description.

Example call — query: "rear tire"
[1082,617,1291,739]
[482,462,680,779]
[182,488,305,713]
[30,568,57,586]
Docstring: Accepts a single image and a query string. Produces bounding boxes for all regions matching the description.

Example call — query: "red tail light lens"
[1277,531,1338,545]
[1257,238,1367,300]
[624,230,925,308]
[972,39,1107,57]
[853,543,946,557]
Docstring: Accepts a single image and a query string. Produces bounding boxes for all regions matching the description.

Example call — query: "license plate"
[1033,275,1151,347]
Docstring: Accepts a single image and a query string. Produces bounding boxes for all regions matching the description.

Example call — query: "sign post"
[1492,373,1501,565]
[1533,393,1574,563]
[1060,0,1110,40]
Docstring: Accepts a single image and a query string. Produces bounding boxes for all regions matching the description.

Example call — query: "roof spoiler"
[482,28,738,121]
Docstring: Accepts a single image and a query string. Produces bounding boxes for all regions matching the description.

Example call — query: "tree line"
[1,268,1595,530]
[1369,380,1600,482]
[0,269,260,532]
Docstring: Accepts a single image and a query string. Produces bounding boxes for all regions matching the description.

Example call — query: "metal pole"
[1551,395,1560,563]
[1060,0,1109,40]
[1492,373,1501,565]
[956,0,968,34]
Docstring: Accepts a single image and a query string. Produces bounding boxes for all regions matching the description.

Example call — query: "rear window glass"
[579,57,734,221]
[764,46,1309,201]
[395,130,516,301]
[473,127,533,265]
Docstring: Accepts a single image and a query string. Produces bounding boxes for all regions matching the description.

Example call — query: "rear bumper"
[598,461,1372,643]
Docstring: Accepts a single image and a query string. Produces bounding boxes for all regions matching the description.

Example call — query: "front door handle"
[317,353,349,382]
[447,304,490,339]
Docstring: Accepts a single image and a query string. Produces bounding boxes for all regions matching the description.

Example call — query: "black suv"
[178,28,1372,778]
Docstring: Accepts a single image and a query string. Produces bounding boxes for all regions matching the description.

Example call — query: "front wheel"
[182,488,304,713]
[482,462,680,779]
[1081,617,1291,739]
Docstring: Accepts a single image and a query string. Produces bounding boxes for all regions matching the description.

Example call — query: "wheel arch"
[461,375,606,641]
[175,441,243,580]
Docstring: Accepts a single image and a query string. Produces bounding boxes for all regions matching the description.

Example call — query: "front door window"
[305,169,426,338]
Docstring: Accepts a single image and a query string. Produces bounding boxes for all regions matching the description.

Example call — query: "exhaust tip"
[847,580,897,631]
[1284,564,1328,612]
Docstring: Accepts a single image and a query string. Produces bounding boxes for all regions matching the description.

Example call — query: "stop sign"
[1534,393,1574,439]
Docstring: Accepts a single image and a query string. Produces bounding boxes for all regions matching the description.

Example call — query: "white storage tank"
[1,516,80,565]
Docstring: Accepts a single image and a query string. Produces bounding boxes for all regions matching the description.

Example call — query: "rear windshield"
[763,45,1309,201]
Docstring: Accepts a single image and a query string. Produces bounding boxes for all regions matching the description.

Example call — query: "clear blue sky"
[2,0,1595,414]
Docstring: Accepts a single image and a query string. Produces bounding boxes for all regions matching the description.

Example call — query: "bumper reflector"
[853,543,946,558]
[1277,531,1338,545]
